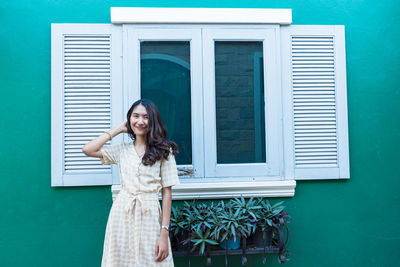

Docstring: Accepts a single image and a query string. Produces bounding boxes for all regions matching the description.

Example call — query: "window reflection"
[140,41,192,165]
[215,41,266,164]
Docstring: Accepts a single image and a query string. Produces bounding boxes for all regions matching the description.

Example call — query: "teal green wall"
[1,1,399,266]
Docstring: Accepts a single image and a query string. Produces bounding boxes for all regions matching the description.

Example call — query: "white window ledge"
[111,7,292,25]
[111,180,296,201]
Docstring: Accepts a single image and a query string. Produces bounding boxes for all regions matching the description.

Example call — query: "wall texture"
[1,1,399,266]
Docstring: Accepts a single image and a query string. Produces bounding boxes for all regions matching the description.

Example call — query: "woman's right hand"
[117,120,129,134]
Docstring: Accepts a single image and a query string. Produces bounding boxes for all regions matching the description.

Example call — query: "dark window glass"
[140,41,192,165]
[215,41,266,164]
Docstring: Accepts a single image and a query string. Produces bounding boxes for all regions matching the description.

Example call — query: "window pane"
[140,41,192,165]
[215,42,266,164]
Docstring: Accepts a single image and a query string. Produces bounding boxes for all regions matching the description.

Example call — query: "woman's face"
[130,104,149,136]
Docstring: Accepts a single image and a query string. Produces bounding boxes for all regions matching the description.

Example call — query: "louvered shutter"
[51,24,122,186]
[281,25,350,180]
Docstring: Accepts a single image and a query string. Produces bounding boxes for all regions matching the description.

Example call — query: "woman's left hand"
[155,233,169,262]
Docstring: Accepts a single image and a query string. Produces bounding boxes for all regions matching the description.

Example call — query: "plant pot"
[220,237,241,250]
[251,228,273,247]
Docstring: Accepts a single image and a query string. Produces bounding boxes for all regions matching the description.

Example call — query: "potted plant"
[250,198,284,247]
[188,229,219,255]
[170,205,186,250]
[231,196,261,236]
[209,200,225,243]
[171,200,198,250]
[219,201,253,249]
[181,201,220,255]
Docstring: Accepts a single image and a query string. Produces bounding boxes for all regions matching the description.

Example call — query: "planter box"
[171,224,287,265]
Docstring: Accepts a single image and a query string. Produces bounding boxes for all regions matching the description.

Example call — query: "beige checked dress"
[100,141,180,267]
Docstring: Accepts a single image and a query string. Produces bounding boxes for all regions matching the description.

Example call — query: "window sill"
[111,180,296,201]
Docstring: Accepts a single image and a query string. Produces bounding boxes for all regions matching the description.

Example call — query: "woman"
[82,99,179,266]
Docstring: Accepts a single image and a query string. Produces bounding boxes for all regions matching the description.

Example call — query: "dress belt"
[119,189,160,265]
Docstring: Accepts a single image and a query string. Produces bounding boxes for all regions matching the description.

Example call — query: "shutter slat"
[65,115,110,119]
[65,82,110,86]
[65,156,101,161]
[292,52,334,56]
[295,115,336,119]
[65,52,110,56]
[65,62,110,66]
[65,161,105,166]
[293,68,335,72]
[295,160,337,165]
[64,165,110,170]
[294,90,335,95]
[65,120,110,125]
[296,140,337,143]
[64,104,111,108]
[65,75,110,79]
[295,126,336,130]
[65,136,101,141]
[65,100,110,104]
[65,132,106,137]
[64,128,107,133]
[295,138,337,142]
[65,56,110,60]
[294,129,336,133]
[64,84,110,88]
[65,125,110,129]
[65,93,110,98]
[64,68,110,72]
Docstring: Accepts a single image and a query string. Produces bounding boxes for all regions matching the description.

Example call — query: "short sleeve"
[100,142,124,165]
[160,151,180,188]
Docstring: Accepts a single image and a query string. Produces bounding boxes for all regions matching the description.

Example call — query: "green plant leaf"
[231,224,236,239]
[192,239,202,246]
[205,240,219,245]
[200,242,205,255]
[271,201,284,208]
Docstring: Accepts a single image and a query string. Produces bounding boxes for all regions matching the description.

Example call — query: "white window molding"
[111,7,292,25]
[111,180,296,201]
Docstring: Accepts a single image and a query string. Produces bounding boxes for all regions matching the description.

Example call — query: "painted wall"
[1,0,399,266]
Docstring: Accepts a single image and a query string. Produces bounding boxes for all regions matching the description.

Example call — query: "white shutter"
[51,24,122,186]
[281,25,350,180]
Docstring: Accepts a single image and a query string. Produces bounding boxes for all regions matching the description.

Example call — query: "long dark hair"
[126,99,178,166]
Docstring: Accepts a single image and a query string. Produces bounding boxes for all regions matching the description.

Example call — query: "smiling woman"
[82,99,180,266]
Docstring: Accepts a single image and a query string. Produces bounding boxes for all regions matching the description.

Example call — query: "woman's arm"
[155,186,172,262]
[160,186,172,232]
[82,121,128,158]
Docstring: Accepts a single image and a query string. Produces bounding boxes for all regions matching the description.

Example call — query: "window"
[51,8,349,199]
[202,28,281,179]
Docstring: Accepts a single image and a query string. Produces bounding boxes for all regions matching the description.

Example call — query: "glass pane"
[215,41,266,164]
[140,41,192,165]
